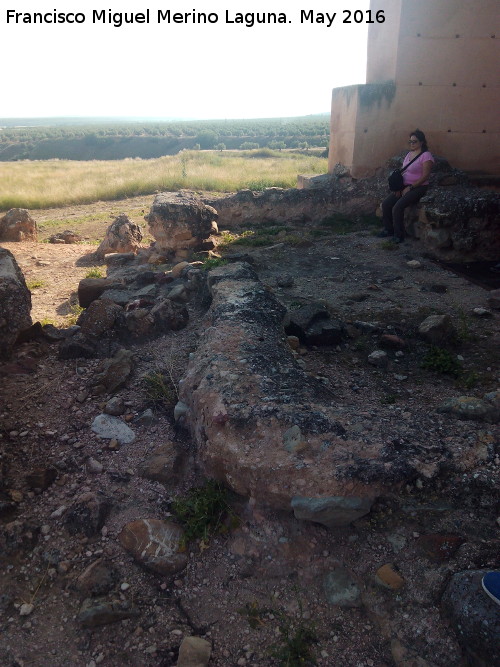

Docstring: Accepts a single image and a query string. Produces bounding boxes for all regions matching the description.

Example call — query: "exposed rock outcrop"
[145,191,217,260]
[178,262,401,524]
[95,214,143,258]
[0,248,32,358]
[0,208,37,242]
[409,188,500,262]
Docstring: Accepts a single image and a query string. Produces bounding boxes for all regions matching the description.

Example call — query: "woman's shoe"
[482,572,500,605]
[377,230,391,238]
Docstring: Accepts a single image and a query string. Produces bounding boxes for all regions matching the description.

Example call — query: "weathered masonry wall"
[328,0,500,178]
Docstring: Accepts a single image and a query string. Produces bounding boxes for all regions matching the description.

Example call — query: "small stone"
[86,458,104,474]
[283,425,305,453]
[91,414,135,444]
[77,597,139,627]
[418,314,456,345]
[51,505,67,518]
[368,350,388,368]
[20,603,34,616]
[104,397,126,416]
[407,260,422,269]
[416,534,464,563]
[118,519,187,575]
[135,409,155,427]
[472,307,492,318]
[174,401,189,422]
[375,564,405,590]
[323,567,361,607]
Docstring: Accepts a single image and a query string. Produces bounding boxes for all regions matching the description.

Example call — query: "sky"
[0,1,370,120]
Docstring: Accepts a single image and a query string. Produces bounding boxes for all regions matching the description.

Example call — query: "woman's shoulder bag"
[388,152,421,192]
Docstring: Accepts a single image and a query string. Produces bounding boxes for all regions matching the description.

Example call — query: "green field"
[0,149,328,210]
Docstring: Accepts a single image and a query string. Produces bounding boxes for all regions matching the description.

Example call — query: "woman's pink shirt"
[403,151,434,185]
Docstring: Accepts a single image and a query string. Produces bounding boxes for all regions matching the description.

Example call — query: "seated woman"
[380,129,434,243]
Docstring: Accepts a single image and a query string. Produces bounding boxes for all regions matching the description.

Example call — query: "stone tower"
[328,0,500,178]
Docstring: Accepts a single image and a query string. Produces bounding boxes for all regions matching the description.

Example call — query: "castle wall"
[329,0,500,177]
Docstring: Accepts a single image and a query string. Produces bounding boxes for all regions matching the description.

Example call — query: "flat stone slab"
[291,496,373,528]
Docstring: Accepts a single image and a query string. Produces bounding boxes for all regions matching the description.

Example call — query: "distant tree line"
[0,115,330,161]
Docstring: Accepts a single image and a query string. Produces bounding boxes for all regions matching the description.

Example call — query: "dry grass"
[0,150,327,211]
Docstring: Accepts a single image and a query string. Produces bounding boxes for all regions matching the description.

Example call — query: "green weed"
[85,266,105,279]
[380,240,399,251]
[237,601,272,629]
[381,393,398,405]
[143,371,178,407]
[201,257,228,271]
[270,608,318,666]
[421,346,462,376]
[171,479,234,545]
[458,371,480,390]
[282,234,304,246]
[218,231,238,249]
[26,278,46,290]
[64,303,84,326]
[456,308,478,343]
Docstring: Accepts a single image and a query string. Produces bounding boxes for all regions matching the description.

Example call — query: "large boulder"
[95,215,143,258]
[145,191,217,260]
[0,248,32,358]
[0,209,37,242]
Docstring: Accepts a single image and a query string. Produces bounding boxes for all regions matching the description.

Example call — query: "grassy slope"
[0,150,328,210]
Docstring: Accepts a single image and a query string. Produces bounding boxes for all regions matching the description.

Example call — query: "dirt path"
[2,196,155,324]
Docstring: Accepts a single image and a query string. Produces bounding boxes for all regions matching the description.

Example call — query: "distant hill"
[0,115,330,161]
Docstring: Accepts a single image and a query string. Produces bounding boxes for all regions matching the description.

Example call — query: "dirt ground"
[0,195,499,667]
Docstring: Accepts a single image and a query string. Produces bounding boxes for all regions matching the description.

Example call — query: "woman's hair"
[410,129,428,152]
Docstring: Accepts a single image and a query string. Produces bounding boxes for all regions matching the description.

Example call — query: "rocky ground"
[0,195,499,667]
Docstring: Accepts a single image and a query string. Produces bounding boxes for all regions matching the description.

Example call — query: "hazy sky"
[1,0,370,120]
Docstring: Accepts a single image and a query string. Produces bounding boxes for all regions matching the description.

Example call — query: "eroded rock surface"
[0,208,37,242]
[179,262,401,519]
[145,191,217,260]
[0,248,32,358]
[96,214,143,258]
